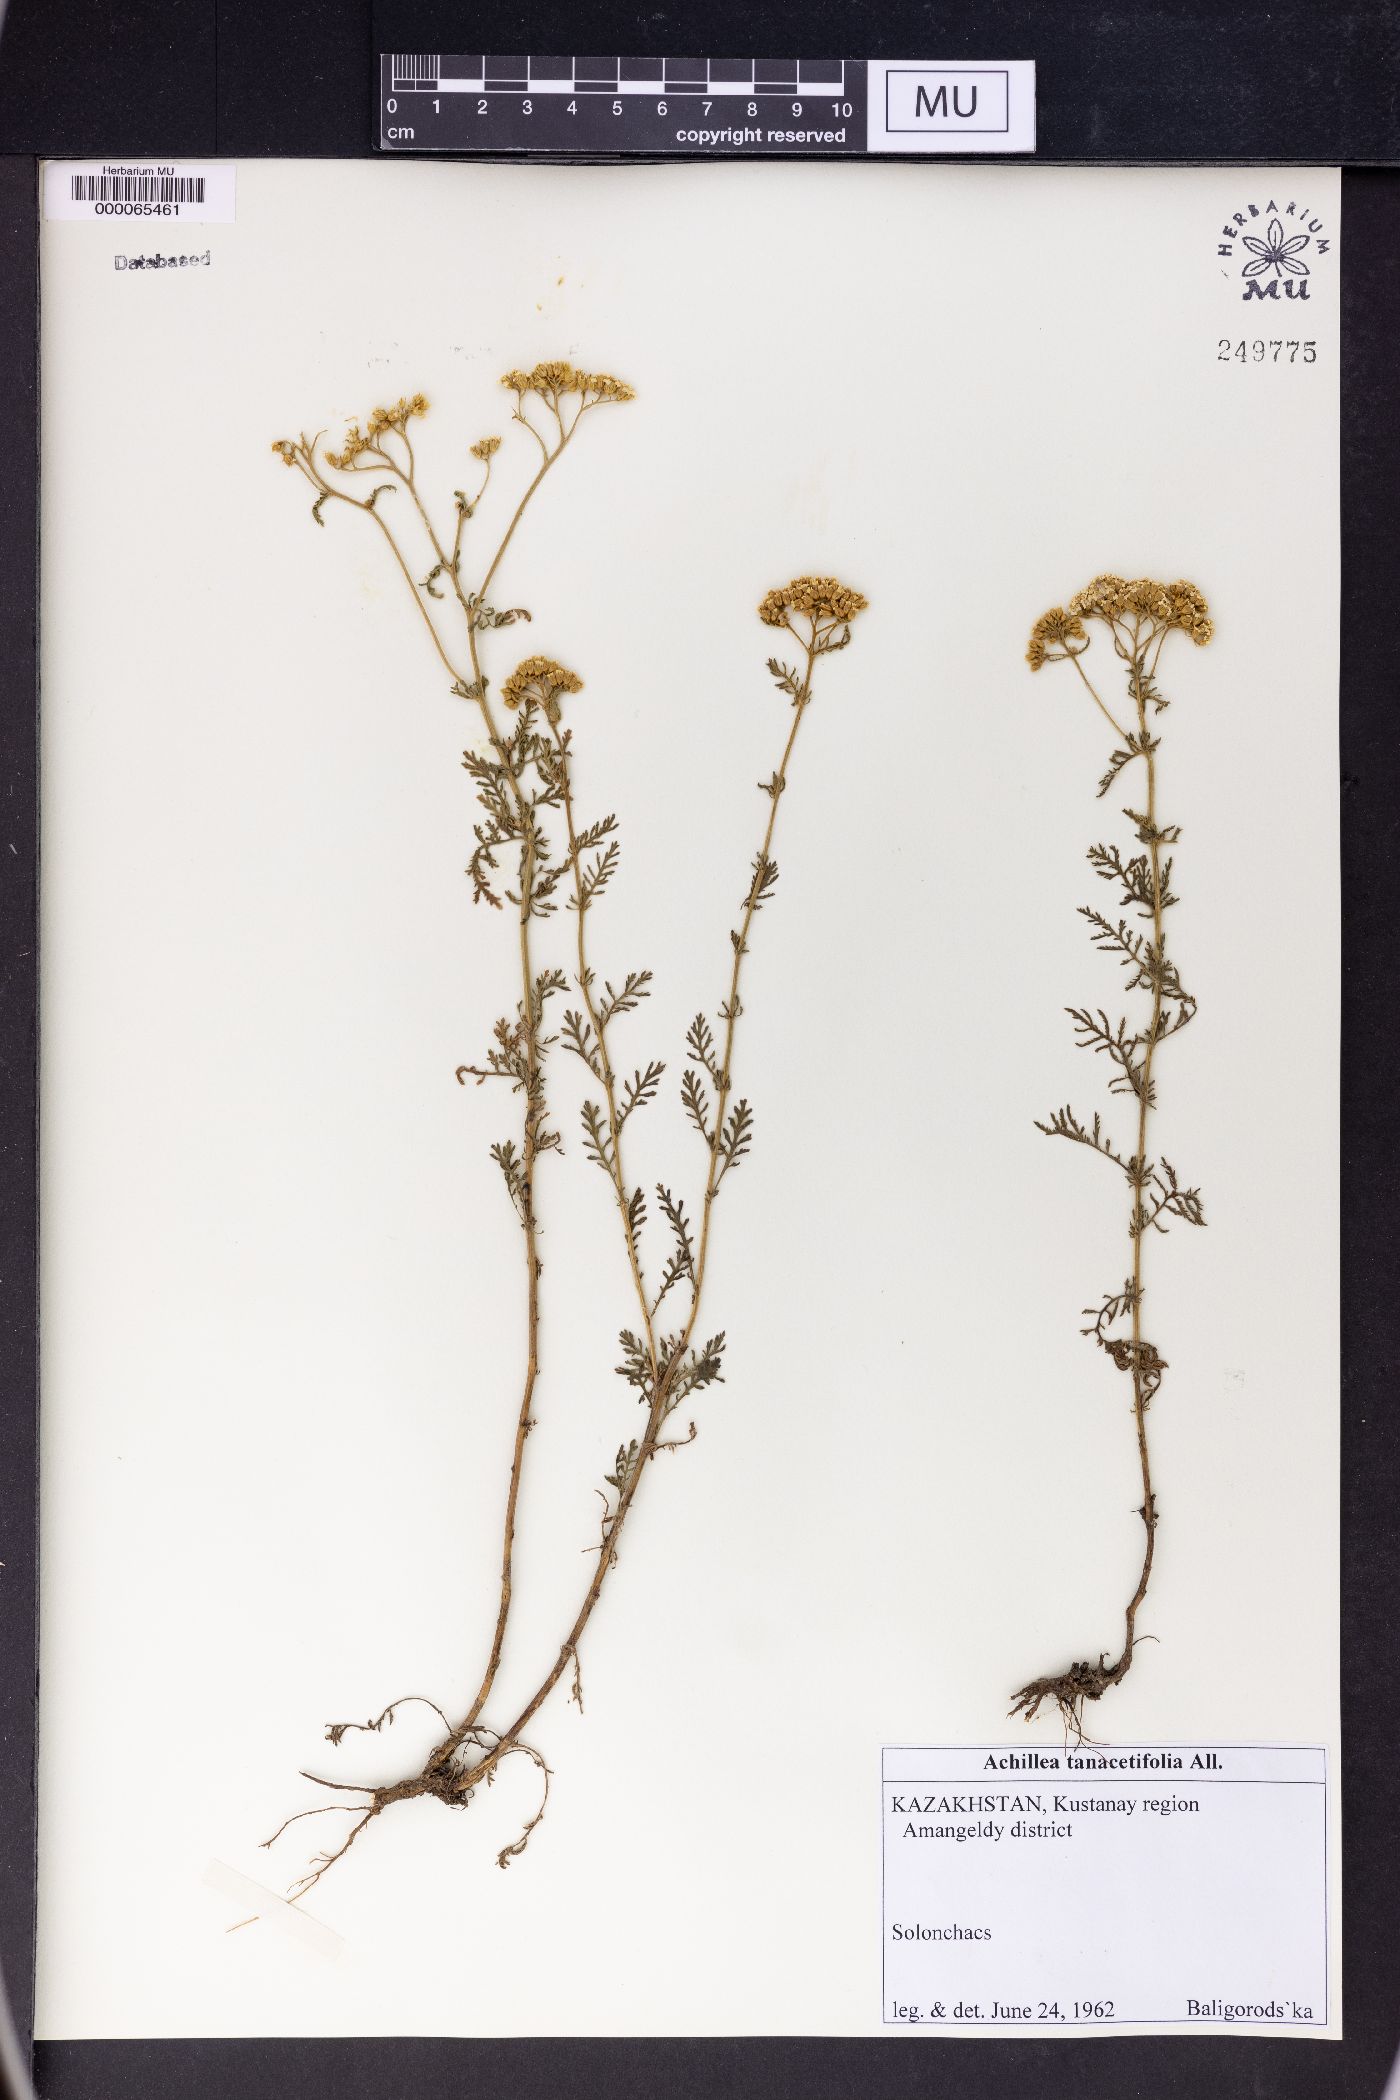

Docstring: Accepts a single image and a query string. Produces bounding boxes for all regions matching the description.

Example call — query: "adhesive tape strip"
[203,1858,344,1959]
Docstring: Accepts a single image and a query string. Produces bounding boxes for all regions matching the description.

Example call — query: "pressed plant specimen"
[268,366,866,1898]
[1012,574,1213,1738]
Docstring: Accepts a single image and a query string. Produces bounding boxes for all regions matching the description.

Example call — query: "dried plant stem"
[413,424,608,1758]
[691,688,807,1306]
[441,631,821,1800]
[1016,647,1159,1725]
[449,614,546,1737]
[394,455,582,1752]
[271,401,585,1811]
[1015,577,1212,1738]
[1093,652,1160,1684]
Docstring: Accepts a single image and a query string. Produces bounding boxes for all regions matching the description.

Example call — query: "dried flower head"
[470,436,502,460]
[531,360,576,393]
[500,362,635,405]
[1126,578,1172,619]
[758,576,868,628]
[1166,580,1214,646]
[325,424,365,470]
[1025,606,1087,670]
[325,393,429,468]
[271,439,299,467]
[500,654,584,722]
[1035,575,1214,668]
[577,372,636,402]
[501,361,575,397]
[1067,574,1129,620]
[368,393,429,433]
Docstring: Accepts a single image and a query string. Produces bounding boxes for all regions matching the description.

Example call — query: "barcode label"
[44,162,235,222]
[70,173,206,204]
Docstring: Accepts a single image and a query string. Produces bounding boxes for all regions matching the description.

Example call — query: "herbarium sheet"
[36,161,1340,2039]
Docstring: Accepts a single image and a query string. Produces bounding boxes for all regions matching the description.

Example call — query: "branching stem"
[441,622,822,1799]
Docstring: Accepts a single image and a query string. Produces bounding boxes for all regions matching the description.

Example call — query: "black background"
[2,0,1400,160]
[2,2,1398,2095]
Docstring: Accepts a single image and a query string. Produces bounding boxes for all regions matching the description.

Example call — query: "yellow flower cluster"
[758,575,869,628]
[1068,574,1214,643]
[499,361,635,402]
[325,393,430,468]
[1025,606,1087,670]
[271,439,299,466]
[1028,575,1214,668]
[372,392,429,430]
[500,655,584,721]
[579,372,635,402]
[1163,579,1213,645]
[470,435,502,460]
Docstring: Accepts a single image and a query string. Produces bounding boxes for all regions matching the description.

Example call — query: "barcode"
[69,174,206,204]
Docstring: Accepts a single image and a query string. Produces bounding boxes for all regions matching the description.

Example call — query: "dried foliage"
[1013,574,1212,1740]
[267,374,864,1902]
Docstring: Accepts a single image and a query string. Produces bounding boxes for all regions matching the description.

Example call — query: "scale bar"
[390,54,848,94]
[379,53,1037,155]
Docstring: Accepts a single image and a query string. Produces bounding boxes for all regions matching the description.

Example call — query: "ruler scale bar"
[380,56,1036,154]
[395,58,851,93]
[415,77,851,95]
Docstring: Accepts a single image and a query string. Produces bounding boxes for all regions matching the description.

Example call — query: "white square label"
[867,62,1035,153]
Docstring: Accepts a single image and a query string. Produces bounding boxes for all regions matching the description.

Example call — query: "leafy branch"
[1095,729,1160,798]
[1086,838,1178,918]
[599,970,652,1024]
[1131,1157,1207,1238]
[618,1060,667,1128]
[650,1185,696,1312]
[1034,1102,1134,1176]
[681,1067,713,1145]
[1065,1006,1152,1103]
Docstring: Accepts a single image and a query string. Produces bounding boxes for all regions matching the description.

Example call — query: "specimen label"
[377,58,1036,154]
[882,1745,1328,2032]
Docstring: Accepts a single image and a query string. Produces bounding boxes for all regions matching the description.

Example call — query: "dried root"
[259,1711,553,1905]
[1008,1654,1122,1743]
